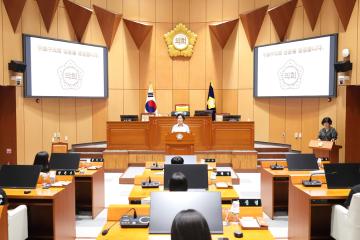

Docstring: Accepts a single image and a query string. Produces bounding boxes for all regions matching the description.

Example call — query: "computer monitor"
[49,153,80,170]
[120,115,138,121]
[164,155,197,164]
[324,163,360,189]
[170,111,190,117]
[149,191,223,234]
[0,165,41,189]
[223,115,241,122]
[164,164,208,190]
[286,153,319,171]
[194,110,213,117]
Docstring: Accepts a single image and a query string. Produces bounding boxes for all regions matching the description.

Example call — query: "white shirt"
[171,123,190,133]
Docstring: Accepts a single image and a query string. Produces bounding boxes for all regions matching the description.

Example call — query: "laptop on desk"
[0,165,41,189]
[286,153,319,171]
[324,163,360,189]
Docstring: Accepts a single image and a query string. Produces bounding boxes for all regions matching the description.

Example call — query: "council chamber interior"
[1,0,360,239]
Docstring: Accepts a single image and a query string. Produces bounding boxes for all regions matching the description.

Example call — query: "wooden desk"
[0,205,8,240]
[288,179,349,239]
[107,117,254,151]
[75,167,105,218]
[261,168,313,219]
[98,204,273,240]
[4,183,75,240]
[128,185,239,204]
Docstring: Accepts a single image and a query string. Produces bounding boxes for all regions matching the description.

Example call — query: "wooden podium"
[165,133,195,155]
[308,140,342,163]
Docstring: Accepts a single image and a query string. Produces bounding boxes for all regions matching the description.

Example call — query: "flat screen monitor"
[164,155,197,164]
[223,115,241,122]
[164,164,208,190]
[149,191,223,234]
[120,115,138,122]
[0,165,41,189]
[194,110,213,117]
[49,153,80,170]
[23,34,108,98]
[286,153,319,171]
[254,34,338,97]
[324,163,360,189]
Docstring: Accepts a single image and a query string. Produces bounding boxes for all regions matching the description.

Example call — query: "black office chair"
[33,151,49,172]
[171,156,184,164]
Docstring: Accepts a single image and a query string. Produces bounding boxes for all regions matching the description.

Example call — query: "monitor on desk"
[149,191,223,234]
[0,165,41,189]
[164,155,197,164]
[286,153,319,171]
[49,153,80,170]
[164,164,208,190]
[324,163,360,189]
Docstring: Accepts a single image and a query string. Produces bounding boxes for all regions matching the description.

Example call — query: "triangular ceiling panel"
[209,19,239,48]
[3,0,27,32]
[36,0,60,32]
[333,0,356,31]
[93,5,122,49]
[268,0,297,42]
[302,0,324,30]
[123,19,153,49]
[240,5,268,49]
[63,0,93,42]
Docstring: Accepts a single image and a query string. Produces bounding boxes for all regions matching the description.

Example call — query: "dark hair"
[171,156,184,164]
[0,188,8,205]
[171,209,211,240]
[169,172,188,191]
[33,151,49,172]
[321,117,333,125]
[176,113,185,120]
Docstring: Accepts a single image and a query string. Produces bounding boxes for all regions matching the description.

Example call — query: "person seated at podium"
[171,114,190,133]
[318,117,338,142]
[169,172,188,191]
[171,209,211,240]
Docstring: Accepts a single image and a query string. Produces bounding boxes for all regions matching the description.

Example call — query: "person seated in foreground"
[344,184,360,208]
[171,209,211,240]
[169,172,188,192]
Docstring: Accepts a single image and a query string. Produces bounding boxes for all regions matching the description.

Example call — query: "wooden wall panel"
[207,0,223,22]
[301,98,319,153]
[189,90,206,115]
[108,89,124,121]
[222,24,239,89]
[238,89,254,121]
[156,0,172,22]
[124,90,140,115]
[124,25,140,89]
[173,60,189,89]
[254,99,269,141]
[92,99,107,141]
[156,89,173,114]
[42,99,60,153]
[155,23,172,89]
[206,23,223,90]
[223,90,238,114]
[59,99,77,147]
[76,99,93,144]
[23,99,43,164]
[15,88,25,164]
[140,0,156,22]
[285,99,302,151]
[320,0,339,34]
[190,0,206,22]
[108,21,124,90]
[173,90,190,106]
[223,0,238,21]
[336,87,347,162]
[123,0,139,20]
[269,98,285,143]
[189,23,206,89]
[173,0,190,23]
[140,29,156,89]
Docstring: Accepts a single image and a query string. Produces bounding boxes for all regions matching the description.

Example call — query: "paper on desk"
[240,217,260,228]
[52,181,71,187]
[148,236,170,240]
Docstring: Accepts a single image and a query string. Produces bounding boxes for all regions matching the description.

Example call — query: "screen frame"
[22,34,109,98]
[253,34,338,98]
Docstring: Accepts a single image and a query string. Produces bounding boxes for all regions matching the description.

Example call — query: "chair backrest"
[33,151,49,172]
[348,193,360,223]
[171,156,184,164]
[51,142,68,153]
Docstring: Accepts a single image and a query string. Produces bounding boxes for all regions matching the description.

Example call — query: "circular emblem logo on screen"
[145,100,157,113]
[57,60,84,90]
[278,59,304,90]
[176,133,184,141]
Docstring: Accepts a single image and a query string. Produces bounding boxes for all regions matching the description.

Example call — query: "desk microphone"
[270,162,284,170]
[148,177,151,183]
[102,208,138,235]
[302,172,324,187]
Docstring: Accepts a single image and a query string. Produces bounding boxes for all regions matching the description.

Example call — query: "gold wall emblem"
[164,23,197,57]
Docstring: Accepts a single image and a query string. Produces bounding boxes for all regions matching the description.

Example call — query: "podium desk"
[0,205,8,240]
[261,168,313,219]
[309,140,342,164]
[4,183,76,240]
[288,178,349,240]
[128,185,239,204]
[165,132,194,154]
[75,167,105,218]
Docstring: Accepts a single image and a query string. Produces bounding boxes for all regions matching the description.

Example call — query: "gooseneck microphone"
[302,172,324,187]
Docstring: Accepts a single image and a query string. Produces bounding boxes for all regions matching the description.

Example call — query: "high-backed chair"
[51,142,68,153]
[331,193,360,240]
[33,151,49,172]
[8,205,28,240]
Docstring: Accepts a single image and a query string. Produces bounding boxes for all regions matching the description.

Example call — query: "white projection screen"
[23,35,108,98]
[254,34,337,97]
